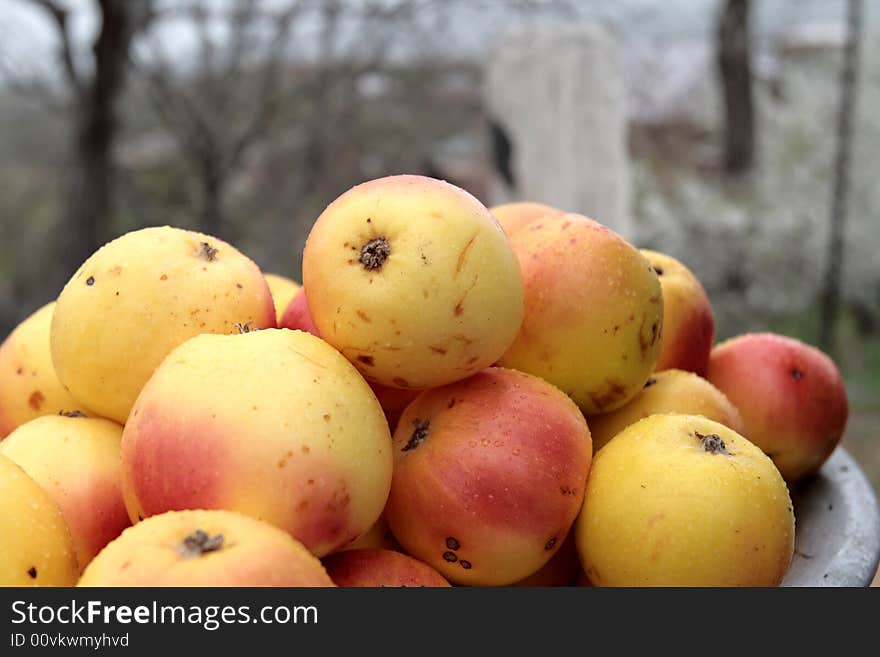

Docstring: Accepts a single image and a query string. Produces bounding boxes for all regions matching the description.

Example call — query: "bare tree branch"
[227,4,301,172]
[25,0,84,98]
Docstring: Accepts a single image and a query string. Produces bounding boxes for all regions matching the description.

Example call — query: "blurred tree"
[716,0,754,175]
[819,0,863,353]
[135,0,417,242]
[22,0,154,292]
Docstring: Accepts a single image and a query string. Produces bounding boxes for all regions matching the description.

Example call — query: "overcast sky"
[0,0,863,84]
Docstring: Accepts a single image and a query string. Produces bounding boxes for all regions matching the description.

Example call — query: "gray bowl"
[782,447,880,587]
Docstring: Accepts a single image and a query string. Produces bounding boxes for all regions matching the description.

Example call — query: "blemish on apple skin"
[356,310,371,323]
[443,551,458,562]
[86,276,95,286]
[454,234,478,278]
[402,418,430,452]
[357,355,375,367]
[430,345,447,355]
[393,377,410,388]
[28,390,44,411]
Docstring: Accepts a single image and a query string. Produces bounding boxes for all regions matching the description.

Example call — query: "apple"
[51,226,276,424]
[323,548,450,587]
[385,367,591,585]
[0,302,89,437]
[121,328,392,557]
[587,369,744,453]
[78,509,335,586]
[489,201,562,237]
[302,174,524,390]
[640,249,714,375]
[1,414,129,569]
[498,214,663,414]
[264,273,301,324]
[575,414,795,587]
[0,454,79,586]
[706,332,849,482]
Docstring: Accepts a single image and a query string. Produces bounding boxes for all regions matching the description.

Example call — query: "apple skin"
[302,174,524,390]
[264,273,301,324]
[0,302,90,438]
[279,290,418,433]
[0,454,79,586]
[706,332,849,482]
[51,226,276,424]
[279,288,320,336]
[385,367,591,586]
[640,249,715,376]
[587,369,745,453]
[575,414,795,587]
[323,548,451,587]
[489,201,563,237]
[120,328,392,558]
[498,213,663,415]
[1,415,129,570]
[511,532,580,587]
[78,509,335,587]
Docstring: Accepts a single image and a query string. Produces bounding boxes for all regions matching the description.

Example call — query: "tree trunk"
[716,0,754,175]
[198,166,225,237]
[819,0,863,353]
[52,0,137,289]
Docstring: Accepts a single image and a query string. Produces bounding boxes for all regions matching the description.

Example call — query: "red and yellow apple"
[120,328,392,557]
[587,369,745,452]
[78,509,335,586]
[1,415,128,569]
[385,367,591,585]
[489,201,562,237]
[706,332,848,482]
[640,249,714,375]
[323,548,451,587]
[302,174,524,390]
[498,214,663,414]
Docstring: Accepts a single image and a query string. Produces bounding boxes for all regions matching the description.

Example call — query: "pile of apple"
[0,175,848,587]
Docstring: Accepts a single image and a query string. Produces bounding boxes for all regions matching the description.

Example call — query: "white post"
[485,22,632,238]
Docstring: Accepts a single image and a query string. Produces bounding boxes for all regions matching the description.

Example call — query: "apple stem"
[179,529,224,558]
[198,241,218,261]
[359,237,390,271]
[401,418,430,452]
[696,431,729,455]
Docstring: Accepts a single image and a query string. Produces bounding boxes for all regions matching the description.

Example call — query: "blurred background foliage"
[0,0,877,484]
